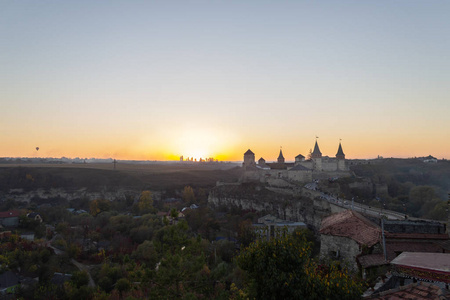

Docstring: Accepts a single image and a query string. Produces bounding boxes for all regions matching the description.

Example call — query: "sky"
[1,1,449,161]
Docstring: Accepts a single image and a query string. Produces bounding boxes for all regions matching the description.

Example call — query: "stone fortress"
[242,140,350,185]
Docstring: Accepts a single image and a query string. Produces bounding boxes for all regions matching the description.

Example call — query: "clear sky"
[1,1,449,161]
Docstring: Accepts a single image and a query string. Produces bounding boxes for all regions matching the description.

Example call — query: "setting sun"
[160,127,239,161]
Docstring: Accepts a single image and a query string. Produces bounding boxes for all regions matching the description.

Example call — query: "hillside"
[0,163,243,192]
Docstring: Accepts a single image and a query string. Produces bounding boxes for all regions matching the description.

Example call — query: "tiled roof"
[244,149,254,155]
[0,270,19,288]
[435,240,450,251]
[278,149,284,160]
[289,164,311,171]
[336,142,345,157]
[312,140,322,156]
[391,252,450,273]
[369,282,449,300]
[386,233,449,240]
[385,242,444,261]
[320,210,381,247]
[266,163,287,170]
[358,254,388,268]
[295,154,305,159]
[0,210,21,218]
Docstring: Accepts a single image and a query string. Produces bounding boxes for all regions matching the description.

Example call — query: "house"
[390,252,450,284]
[319,210,382,272]
[253,214,307,240]
[320,211,450,275]
[26,212,43,223]
[0,210,21,227]
[382,219,449,261]
[423,155,438,163]
[157,211,185,225]
[0,270,19,294]
[20,233,35,241]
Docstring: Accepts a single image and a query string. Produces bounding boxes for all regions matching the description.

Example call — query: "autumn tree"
[236,230,365,299]
[138,190,153,214]
[182,186,195,204]
[89,199,111,217]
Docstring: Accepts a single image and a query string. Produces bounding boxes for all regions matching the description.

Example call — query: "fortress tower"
[258,157,266,166]
[311,140,322,171]
[336,142,346,170]
[243,149,256,169]
[295,154,305,165]
[277,149,285,164]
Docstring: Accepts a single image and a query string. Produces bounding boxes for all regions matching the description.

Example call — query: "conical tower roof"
[336,142,345,159]
[311,140,322,158]
[278,149,284,160]
[277,149,285,163]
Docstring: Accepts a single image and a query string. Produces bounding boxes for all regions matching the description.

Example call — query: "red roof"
[358,254,388,268]
[320,210,381,247]
[369,282,449,300]
[391,252,450,274]
[0,210,21,218]
[386,233,449,240]
[386,241,445,261]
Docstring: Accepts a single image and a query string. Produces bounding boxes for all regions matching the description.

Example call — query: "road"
[304,182,407,220]
[47,238,96,288]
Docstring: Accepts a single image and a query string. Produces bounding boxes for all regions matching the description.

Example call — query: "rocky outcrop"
[208,183,343,232]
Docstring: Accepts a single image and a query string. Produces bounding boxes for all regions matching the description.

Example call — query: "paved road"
[304,182,407,220]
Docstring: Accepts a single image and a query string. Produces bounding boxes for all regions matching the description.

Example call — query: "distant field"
[0,162,243,191]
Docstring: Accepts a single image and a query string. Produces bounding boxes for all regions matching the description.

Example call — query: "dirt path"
[71,259,95,287]
[48,241,96,288]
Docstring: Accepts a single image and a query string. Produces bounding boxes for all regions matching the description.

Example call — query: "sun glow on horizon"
[158,127,240,161]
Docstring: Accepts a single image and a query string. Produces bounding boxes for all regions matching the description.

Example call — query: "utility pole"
[381,218,387,262]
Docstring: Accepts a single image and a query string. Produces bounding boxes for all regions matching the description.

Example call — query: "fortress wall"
[208,185,343,232]
[299,161,314,169]
[321,162,339,172]
[288,170,312,182]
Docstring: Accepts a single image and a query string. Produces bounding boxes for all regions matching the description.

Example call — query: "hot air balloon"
[36,147,39,151]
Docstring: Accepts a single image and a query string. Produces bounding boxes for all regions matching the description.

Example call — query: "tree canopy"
[236,230,365,300]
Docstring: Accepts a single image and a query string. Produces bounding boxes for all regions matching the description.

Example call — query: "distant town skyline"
[1,1,449,161]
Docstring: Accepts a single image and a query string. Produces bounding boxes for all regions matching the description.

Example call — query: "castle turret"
[311,141,322,158]
[243,149,256,169]
[336,142,346,170]
[277,149,285,164]
[311,140,322,171]
[258,157,266,166]
[295,154,305,165]
[336,142,345,160]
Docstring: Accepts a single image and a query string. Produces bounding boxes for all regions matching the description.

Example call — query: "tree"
[132,240,159,268]
[409,186,441,217]
[237,219,256,247]
[90,199,111,217]
[116,278,131,297]
[182,186,195,204]
[236,230,365,299]
[138,190,153,215]
[71,270,89,288]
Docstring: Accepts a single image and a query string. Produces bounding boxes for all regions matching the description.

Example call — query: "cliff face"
[208,183,344,232]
